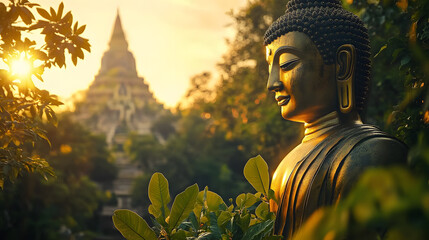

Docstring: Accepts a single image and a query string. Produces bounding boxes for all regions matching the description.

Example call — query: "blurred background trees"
[0,115,117,239]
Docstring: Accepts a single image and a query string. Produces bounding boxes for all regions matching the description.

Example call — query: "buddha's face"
[266,32,337,123]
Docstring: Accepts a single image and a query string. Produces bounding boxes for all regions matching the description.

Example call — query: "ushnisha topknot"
[264,0,371,113]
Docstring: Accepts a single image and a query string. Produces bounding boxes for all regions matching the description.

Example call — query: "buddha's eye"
[280,58,300,71]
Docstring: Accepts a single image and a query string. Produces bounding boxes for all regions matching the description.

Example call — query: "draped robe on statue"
[270,112,407,238]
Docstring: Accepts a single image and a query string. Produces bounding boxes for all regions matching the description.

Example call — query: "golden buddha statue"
[264,0,407,238]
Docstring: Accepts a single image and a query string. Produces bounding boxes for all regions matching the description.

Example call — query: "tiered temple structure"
[75,11,163,145]
[73,11,164,228]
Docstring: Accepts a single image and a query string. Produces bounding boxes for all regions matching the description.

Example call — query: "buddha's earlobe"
[336,44,356,113]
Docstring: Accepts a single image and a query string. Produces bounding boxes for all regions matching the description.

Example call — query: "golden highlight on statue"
[264,0,407,238]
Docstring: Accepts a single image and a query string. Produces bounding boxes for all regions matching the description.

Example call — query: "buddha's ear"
[335,44,356,114]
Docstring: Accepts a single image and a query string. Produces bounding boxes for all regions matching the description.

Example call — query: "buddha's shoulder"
[331,127,407,199]
[341,128,408,169]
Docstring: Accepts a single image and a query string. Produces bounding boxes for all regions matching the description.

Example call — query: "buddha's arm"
[332,137,408,203]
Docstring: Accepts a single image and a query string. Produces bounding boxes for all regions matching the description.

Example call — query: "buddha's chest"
[271,140,321,203]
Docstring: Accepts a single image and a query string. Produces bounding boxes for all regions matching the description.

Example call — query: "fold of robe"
[273,124,406,238]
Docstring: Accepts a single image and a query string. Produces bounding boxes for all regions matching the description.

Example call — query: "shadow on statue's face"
[266,32,337,123]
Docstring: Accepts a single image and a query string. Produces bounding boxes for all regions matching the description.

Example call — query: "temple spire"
[98,10,137,76]
[109,9,128,51]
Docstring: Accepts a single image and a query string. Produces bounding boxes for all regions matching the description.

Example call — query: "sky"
[34,0,248,108]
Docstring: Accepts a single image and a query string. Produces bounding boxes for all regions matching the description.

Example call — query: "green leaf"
[236,193,258,209]
[112,209,157,240]
[268,189,277,203]
[244,155,269,196]
[19,6,34,25]
[255,202,269,220]
[148,204,160,218]
[76,47,84,59]
[374,44,387,58]
[79,38,91,52]
[400,56,411,68]
[217,211,232,228]
[36,8,51,20]
[148,172,170,220]
[36,129,51,147]
[57,2,63,19]
[208,212,222,239]
[168,184,199,232]
[193,204,203,222]
[196,188,225,212]
[55,52,65,68]
[63,10,72,21]
[72,55,78,66]
[49,7,56,20]
[73,21,78,32]
[45,108,58,126]
[189,211,199,231]
[241,219,274,240]
[76,24,86,35]
[237,211,251,232]
[171,229,187,240]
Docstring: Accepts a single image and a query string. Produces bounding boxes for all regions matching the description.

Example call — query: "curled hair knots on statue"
[264,0,371,113]
[285,0,342,13]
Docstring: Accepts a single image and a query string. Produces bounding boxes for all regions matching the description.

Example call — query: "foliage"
[150,111,177,140]
[114,156,280,240]
[0,115,115,240]
[179,72,214,109]
[124,133,163,171]
[352,0,429,145]
[38,114,117,184]
[0,0,90,188]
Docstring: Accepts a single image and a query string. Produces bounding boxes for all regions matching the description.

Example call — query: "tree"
[349,0,429,145]
[150,111,177,140]
[0,0,90,188]
[0,115,116,239]
[38,114,117,184]
[179,72,214,109]
[124,133,163,171]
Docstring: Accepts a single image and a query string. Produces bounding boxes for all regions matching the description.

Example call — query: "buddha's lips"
[276,95,290,106]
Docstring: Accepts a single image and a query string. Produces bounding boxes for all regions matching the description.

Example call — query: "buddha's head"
[264,0,371,123]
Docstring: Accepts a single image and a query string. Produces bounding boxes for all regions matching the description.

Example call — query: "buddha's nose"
[267,67,283,92]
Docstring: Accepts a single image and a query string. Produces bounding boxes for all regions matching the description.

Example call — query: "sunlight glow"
[11,53,32,77]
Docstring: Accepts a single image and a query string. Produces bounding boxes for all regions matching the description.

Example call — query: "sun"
[10,52,32,77]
